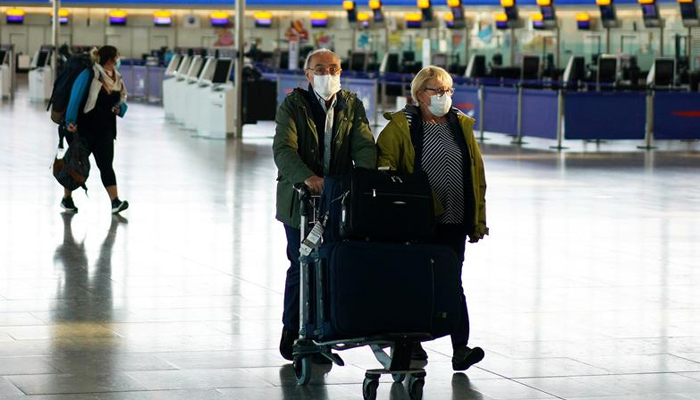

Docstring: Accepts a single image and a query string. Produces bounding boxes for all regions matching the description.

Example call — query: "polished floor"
[1,82,700,400]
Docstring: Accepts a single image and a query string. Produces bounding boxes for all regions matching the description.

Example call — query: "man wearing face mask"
[272,48,376,361]
[376,66,488,371]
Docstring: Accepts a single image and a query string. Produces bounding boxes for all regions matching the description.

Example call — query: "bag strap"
[406,105,424,174]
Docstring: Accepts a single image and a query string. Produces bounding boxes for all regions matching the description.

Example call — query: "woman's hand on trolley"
[304,175,324,195]
[67,124,78,133]
[468,233,485,243]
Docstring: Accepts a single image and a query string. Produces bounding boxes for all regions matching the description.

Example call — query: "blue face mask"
[115,58,121,69]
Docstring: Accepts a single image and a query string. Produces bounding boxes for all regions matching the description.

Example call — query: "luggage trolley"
[293,183,429,400]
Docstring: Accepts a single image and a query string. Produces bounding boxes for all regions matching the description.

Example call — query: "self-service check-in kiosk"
[173,55,202,124]
[29,46,53,102]
[183,56,214,131]
[197,58,235,139]
[0,45,15,99]
[165,54,191,122]
[163,54,183,119]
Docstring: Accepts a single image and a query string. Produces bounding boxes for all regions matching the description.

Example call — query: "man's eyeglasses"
[424,87,455,97]
[308,66,342,75]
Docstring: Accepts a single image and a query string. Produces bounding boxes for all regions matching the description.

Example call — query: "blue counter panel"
[276,74,307,109]
[653,92,700,140]
[452,86,480,131]
[483,86,517,136]
[564,92,646,140]
[521,89,558,140]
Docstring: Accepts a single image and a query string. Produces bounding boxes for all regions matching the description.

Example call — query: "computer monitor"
[653,58,675,86]
[350,52,368,71]
[198,57,216,83]
[212,59,233,84]
[465,54,486,78]
[195,58,208,79]
[186,56,203,79]
[176,55,191,76]
[379,53,400,74]
[563,56,585,83]
[597,57,618,83]
[36,51,50,68]
[431,53,448,69]
[165,54,182,75]
[522,55,540,80]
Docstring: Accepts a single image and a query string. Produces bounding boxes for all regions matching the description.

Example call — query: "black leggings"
[65,130,117,188]
[87,133,117,188]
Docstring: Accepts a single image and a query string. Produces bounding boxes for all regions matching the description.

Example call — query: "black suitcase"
[339,169,435,242]
[306,241,461,340]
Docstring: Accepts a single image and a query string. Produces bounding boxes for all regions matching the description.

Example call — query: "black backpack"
[52,128,90,193]
[47,53,94,124]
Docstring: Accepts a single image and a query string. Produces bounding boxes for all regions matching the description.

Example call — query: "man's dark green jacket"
[273,88,377,228]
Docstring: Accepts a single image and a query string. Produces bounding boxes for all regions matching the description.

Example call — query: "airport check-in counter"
[28,47,53,102]
[0,46,14,99]
[173,55,203,124]
[162,54,186,120]
[170,55,194,124]
[183,56,214,131]
[196,58,235,139]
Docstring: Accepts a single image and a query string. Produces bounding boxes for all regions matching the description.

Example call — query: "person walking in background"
[61,45,129,215]
[376,66,488,371]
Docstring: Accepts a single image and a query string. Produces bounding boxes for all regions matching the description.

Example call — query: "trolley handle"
[293,183,311,201]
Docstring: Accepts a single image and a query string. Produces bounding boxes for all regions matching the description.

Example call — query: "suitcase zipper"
[362,191,430,199]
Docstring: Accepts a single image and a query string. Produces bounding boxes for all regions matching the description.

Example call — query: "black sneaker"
[452,346,485,371]
[60,197,78,213]
[279,326,298,361]
[411,342,428,361]
[111,198,129,215]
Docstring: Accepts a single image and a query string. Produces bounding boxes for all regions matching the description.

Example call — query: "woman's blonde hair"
[410,66,453,106]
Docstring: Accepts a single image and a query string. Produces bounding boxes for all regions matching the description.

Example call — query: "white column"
[52,0,60,71]
[233,0,245,138]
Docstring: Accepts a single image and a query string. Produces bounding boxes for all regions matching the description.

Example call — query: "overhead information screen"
[5,0,662,5]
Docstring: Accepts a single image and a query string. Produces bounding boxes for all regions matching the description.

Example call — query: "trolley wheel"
[294,356,311,385]
[362,377,379,400]
[392,373,406,383]
[408,376,424,400]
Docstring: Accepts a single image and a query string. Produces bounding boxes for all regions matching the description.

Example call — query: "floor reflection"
[52,214,127,323]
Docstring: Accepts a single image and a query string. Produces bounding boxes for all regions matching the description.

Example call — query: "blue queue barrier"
[483,86,518,136]
[120,65,134,96]
[276,73,307,108]
[521,89,558,140]
[653,92,700,140]
[148,66,165,103]
[131,66,149,100]
[452,86,480,131]
[564,92,646,140]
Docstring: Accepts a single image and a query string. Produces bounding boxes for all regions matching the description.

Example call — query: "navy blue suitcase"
[305,241,462,340]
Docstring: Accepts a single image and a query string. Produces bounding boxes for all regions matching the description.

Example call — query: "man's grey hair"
[303,48,339,70]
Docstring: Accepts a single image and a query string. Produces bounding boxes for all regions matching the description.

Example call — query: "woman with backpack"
[61,45,129,214]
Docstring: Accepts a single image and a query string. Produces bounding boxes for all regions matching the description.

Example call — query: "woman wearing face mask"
[376,66,488,371]
[61,45,129,215]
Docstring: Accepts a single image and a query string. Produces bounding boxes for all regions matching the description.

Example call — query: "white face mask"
[427,94,452,117]
[313,74,341,101]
